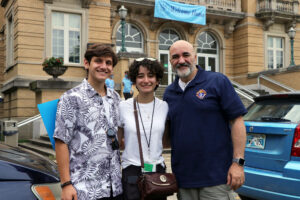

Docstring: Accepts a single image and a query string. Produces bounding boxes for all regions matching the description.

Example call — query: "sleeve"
[53,94,77,144]
[218,74,248,120]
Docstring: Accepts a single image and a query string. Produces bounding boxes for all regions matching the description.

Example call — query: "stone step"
[19,142,55,158]
[40,135,51,142]
[29,138,53,149]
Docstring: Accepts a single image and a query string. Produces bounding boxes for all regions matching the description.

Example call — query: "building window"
[197,32,219,72]
[267,36,284,69]
[159,29,180,85]
[116,23,143,53]
[52,12,81,64]
[6,14,14,67]
[159,29,180,50]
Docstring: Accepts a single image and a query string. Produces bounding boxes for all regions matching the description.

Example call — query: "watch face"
[107,128,116,138]
[233,158,245,166]
[239,158,245,166]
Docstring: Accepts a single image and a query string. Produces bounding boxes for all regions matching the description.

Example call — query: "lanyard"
[136,97,155,155]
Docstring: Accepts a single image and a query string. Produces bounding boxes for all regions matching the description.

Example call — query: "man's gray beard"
[176,65,194,78]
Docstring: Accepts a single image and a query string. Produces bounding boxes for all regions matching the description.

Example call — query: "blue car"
[237,93,300,200]
[0,143,61,199]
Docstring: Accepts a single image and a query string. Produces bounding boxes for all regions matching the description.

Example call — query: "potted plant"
[42,57,67,80]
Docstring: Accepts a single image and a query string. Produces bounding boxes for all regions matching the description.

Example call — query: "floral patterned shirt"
[54,79,122,199]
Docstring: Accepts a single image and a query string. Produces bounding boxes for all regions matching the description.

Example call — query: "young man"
[163,40,247,200]
[122,71,133,100]
[54,44,122,200]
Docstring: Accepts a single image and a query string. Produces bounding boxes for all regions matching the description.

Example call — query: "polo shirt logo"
[196,89,207,100]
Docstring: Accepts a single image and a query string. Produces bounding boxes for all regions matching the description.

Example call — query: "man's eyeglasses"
[135,57,157,62]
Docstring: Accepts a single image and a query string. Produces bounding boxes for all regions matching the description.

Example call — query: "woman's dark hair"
[128,58,164,90]
[84,43,118,67]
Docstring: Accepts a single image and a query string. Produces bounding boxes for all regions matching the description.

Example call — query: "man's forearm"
[55,140,71,183]
[231,116,246,158]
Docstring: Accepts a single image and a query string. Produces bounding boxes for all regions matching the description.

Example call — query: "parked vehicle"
[237,93,300,200]
[0,142,61,199]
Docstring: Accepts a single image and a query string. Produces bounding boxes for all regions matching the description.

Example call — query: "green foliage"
[42,57,64,68]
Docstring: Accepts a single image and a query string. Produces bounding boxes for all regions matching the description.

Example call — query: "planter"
[43,65,68,80]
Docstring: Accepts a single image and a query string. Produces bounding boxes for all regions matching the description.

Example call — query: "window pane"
[169,30,179,40]
[130,26,139,35]
[276,51,283,68]
[69,31,80,63]
[52,12,64,27]
[198,57,205,70]
[267,50,273,69]
[267,37,273,48]
[52,29,64,58]
[69,14,80,29]
[276,38,283,48]
[208,57,216,72]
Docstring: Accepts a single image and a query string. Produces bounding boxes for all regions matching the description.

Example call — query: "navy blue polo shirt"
[163,66,247,188]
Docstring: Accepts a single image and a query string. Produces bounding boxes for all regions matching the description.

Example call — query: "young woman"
[118,58,168,200]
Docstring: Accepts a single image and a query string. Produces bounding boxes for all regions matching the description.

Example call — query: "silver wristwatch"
[232,158,245,166]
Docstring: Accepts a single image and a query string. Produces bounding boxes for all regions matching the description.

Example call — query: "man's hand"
[61,184,77,200]
[227,163,245,190]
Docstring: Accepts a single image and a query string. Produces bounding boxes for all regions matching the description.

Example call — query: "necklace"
[136,96,155,157]
[139,105,152,120]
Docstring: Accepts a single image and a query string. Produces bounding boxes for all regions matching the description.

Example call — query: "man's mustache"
[175,63,190,68]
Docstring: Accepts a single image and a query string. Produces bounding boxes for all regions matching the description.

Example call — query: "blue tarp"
[154,0,206,25]
[37,99,59,150]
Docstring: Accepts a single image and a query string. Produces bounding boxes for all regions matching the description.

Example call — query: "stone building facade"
[0,0,300,137]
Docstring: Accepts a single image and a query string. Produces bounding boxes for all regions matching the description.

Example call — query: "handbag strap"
[133,98,144,168]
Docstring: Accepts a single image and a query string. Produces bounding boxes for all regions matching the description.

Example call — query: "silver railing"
[257,74,295,92]
[17,114,41,128]
[231,80,260,97]
[235,88,255,102]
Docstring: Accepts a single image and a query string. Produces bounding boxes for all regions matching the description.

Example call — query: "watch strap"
[61,180,72,188]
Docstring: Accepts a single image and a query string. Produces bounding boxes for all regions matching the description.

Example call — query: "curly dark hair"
[128,58,164,91]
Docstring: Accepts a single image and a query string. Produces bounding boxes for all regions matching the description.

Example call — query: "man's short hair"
[84,43,118,67]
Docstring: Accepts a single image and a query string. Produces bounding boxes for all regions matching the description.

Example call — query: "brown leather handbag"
[133,98,178,200]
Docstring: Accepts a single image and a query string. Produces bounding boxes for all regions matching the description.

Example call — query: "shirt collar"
[170,66,206,92]
[84,79,113,99]
[178,78,193,91]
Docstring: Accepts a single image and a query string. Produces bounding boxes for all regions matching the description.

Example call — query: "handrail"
[231,80,260,97]
[235,88,254,103]
[258,74,295,92]
[17,114,42,128]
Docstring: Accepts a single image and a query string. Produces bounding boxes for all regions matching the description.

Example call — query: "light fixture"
[118,5,127,52]
[288,26,296,67]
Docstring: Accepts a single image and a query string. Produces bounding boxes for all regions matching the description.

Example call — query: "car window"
[244,99,300,123]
